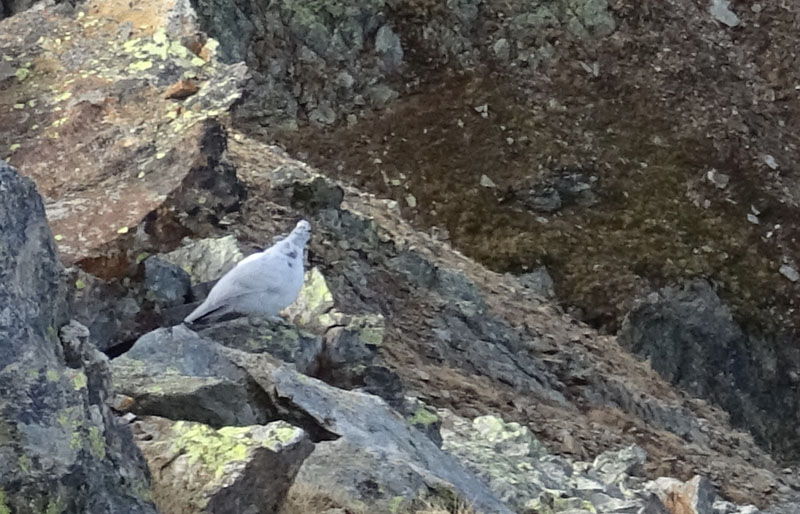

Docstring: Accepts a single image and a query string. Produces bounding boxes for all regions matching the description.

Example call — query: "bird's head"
[290,219,312,246]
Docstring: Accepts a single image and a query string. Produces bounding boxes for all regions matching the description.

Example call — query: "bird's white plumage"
[184,220,311,324]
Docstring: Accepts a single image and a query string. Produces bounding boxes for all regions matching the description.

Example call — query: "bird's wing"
[208,248,289,301]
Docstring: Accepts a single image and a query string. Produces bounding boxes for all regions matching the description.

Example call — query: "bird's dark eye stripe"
[287,250,298,259]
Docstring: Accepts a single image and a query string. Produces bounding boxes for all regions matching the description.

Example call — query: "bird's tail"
[183,301,228,324]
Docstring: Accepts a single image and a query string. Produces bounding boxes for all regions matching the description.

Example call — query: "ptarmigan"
[183,220,311,324]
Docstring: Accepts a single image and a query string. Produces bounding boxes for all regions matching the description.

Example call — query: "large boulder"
[132,416,313,514]
[0,159,157,514]
[0,0,248,275]
[112,326,274,427]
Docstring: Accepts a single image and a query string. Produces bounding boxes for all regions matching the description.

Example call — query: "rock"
[778,265,799,283]
[480,174,498,188]
[133,416,313,514]
[66,267,145,352]
[368,84,400,109]
[518,266,556,299]
[164,78,199,99]
[196,316,324,374]
[617,279,800,461]
[710,0,741,28]
[0,158,157,513]
[144,256,192,307]
[285,267,337,330]
[375,24,404,72]
[403,398,444,447]
[706,169,730,189]
[647,476,717,514]
[0,0,248,272]
[223,351,515,514]
[160,234,244,295]
[591,445,647,485]
[439,411,666,514]
[525,184,563,213]
[112,326,273,427]
[492,38,511,61]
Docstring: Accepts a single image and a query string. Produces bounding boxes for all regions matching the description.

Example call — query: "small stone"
[480,174,497,188]
[144,256,192,307]
[474,104,489,118]
[762,154,779,170]
[706,169,729,189]
[492,38,510,61]
[164,79,199,100]
[406,194,417,208]
[747,214,759,225]
[710,0,741,27]
[779,265,799,282]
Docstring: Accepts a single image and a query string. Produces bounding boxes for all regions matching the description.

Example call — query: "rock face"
[0,0,248,273]
[618,280,799,459]
[191,0,615,126]
[132,416,313,514]
[0,159,157,514]
[114,323,513,512]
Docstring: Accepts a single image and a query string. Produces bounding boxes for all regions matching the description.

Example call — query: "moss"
[389,496,406,513]
[173,423,253,480]
[408,407,438,426]
[72,371,87,390]
[358,323,384,346]
[18,454,31,474]
[130,60,153,71]
[87,426,106,459]
[46,369,60,382]
[0,490,9,514]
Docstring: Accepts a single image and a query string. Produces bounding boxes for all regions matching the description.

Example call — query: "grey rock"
[779,264,799,282]
[0,159,157,513]
[66,268,143,352]
[439,410,667,514]
[710,0,741,28]
[375,24,404,71]
[518,266,556,299]
[492,38,511,61]
[160,234,244,285]
[196,316,324,374]
[368,84,399,109]
[591,445,647,485]
[525,184,563,213]
[223,351,515,514]
[144,256,191,307]
[133,416,313,514]
[112,326,272,427]
[618,280,799,456]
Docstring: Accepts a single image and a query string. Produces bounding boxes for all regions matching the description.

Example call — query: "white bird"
[183,220,311,324]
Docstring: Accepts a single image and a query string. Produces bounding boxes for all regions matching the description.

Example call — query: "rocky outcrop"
[189,0,616,127]
[0,0,247,273]
[618,280,800,459]
[132,416,312,514]
[0,159,157,513]
[114,323,514,512]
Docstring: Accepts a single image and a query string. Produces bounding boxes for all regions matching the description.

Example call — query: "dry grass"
[279,483,477,514]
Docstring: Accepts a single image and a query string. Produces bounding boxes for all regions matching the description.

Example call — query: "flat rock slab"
[132,416,312,514]
[0,0,247,272]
